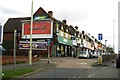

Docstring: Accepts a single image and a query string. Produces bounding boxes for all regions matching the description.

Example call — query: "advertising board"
[22,19,53,39]
[19,41,47,50]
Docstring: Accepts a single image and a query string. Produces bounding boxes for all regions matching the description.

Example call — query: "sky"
[0,0,119,53]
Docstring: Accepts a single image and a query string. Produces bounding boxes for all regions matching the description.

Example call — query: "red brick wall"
[4,33,13,41]
[1,56,40,65]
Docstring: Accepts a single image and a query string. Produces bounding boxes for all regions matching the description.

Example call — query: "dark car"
[116,54,120,68]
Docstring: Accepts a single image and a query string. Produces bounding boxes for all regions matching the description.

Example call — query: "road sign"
[47,39,51,45]
[98,33,103,40]
[0,25,3,44]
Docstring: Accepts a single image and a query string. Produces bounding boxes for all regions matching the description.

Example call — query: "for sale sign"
[0,25,3,44]
[22,19,53,39]
[19,41,47,50]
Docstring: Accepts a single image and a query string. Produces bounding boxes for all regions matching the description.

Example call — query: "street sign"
[98,33,103,40]
[0,25,3,44]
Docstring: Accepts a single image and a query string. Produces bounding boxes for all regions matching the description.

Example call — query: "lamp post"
[105,40,107,55]
[14,30,17,69]
[29,0,33,66]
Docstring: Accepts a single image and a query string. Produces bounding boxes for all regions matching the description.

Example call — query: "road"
[23,57,120,79]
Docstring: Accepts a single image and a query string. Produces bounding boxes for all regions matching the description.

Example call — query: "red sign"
[24,21,51,35]
[22,20,53,39]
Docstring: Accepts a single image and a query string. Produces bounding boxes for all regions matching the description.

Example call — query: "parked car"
[92,52,98,58]
[116,54,120,68]
[78,51,90,59]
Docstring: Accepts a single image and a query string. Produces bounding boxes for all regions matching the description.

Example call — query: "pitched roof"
[68,25,76,35]
[33,7,50,18]
[4,17,30,32]
[4,7,56,33]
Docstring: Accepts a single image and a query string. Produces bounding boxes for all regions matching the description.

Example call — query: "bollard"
[98,55,102,65]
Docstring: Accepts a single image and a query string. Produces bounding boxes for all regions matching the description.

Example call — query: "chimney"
[62,20,67,25]
[48,11,53,17]
[82,31,85,34]
[75,26,78,31]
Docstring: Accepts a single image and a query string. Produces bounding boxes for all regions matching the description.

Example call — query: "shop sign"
[72,40,77,46]
[22,19,53,39]
[63,38,67,43]
[58,36,72,46]
[19,41,47,50]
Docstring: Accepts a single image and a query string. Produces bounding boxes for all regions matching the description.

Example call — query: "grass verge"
[2,67,34,79]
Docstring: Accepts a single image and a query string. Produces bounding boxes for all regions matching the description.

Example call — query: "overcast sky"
[0,0,119,53]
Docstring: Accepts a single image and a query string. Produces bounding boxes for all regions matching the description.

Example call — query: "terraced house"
[3,7,108,58]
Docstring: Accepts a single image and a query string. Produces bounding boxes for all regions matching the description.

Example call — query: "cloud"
[54,10,89,23]
[0,6,24,15]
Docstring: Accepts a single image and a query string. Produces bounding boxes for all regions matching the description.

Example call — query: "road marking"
[77,63,87,64]
[78,77,82,78]
[88,72,96,78]
[102,67,106,70]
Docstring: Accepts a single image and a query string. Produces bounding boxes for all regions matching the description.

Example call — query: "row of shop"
[3,7,111,57]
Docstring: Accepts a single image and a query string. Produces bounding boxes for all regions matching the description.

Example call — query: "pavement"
[92,59,116,66]
[2,57,98,78]
[2,58,57,78]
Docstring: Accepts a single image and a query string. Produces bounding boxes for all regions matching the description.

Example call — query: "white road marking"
[88,72,96,78]
[102,67,106,70]
[77,63,87,64]
[78,77,82,78]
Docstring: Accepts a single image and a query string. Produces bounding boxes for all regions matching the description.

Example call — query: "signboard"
[0,25,3,44]
[47,39,51,45]
[19,41,47,50]
[22,19,53,39]
[98,33,103,40]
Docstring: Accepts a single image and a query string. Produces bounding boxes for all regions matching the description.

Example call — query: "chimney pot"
[48,11,53,17]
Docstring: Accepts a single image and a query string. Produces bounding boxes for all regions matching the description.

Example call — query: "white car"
[92,52,98,58]
[78,51,90,59]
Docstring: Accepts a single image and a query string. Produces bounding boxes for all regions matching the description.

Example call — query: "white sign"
[0,25,3,44]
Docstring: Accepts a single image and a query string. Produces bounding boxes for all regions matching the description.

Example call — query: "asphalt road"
[23,58,120,79]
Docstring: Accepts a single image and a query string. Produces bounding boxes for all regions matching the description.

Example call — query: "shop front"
[72,40,77,57]
[56,35,72,57]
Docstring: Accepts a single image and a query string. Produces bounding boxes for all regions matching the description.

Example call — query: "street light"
[105,40,107,55]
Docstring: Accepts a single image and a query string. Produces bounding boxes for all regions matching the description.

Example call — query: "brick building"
[3,7,80,57]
